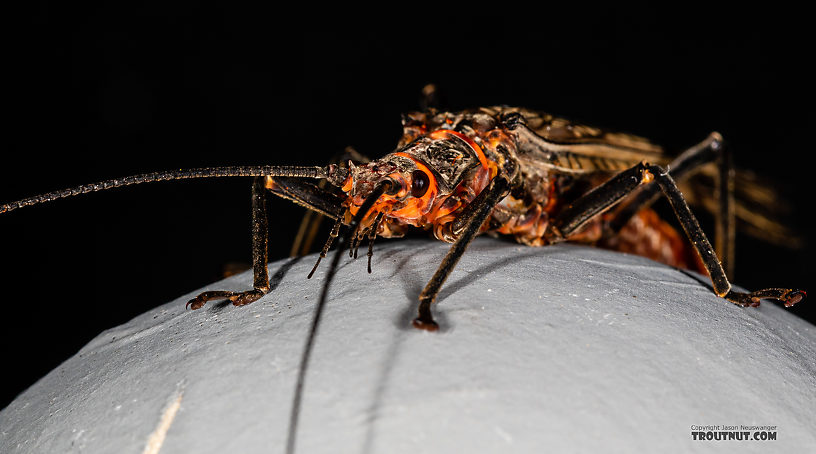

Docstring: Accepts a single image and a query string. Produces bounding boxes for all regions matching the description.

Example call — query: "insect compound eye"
[410,170,430,198]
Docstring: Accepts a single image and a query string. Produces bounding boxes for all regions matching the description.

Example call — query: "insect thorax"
[339,108,557,245]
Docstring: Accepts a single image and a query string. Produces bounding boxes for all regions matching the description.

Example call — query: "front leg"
[414,175,512,330]
[187,176,271,310]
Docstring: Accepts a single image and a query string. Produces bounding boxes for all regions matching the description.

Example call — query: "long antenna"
[286,180,390,454]
[0,165,348,215]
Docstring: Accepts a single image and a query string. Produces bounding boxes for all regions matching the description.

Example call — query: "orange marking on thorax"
[430,129,491,171]
[349,129,501,234]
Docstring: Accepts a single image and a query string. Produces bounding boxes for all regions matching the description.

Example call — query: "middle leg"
[413,175,512,330]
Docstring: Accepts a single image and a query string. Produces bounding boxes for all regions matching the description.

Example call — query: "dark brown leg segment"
[649,164,801,307]
[413,176,512,330]
[715,136,736,279]
[186,177,271,310]
[609,132,736,278]
[290,209,324,258]
[608,132,735,278]
[287,146,371,257]
[550,162,804,308]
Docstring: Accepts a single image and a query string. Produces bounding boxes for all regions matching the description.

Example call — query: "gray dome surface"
[2,238,814,453]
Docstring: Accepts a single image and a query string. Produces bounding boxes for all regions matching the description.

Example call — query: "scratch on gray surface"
[638,279,707,290]
[577,256,674,273]
[142,391,183,454]
[494,425,513,444]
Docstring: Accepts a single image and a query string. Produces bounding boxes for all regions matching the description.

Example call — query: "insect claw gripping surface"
[185,298,205,310]
[412,297,440,331]
[724,288,806,308]
[784,290,807,307]
[412,317,439,332]
[185,289,268,310]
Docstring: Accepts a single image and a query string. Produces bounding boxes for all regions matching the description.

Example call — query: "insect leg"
[288,147,370,257]
[607,133,736,276]
[550,163,805,308]
[265,177,345,221]
[550,163,656,239]
[186,177,271,309]
[290,209,324,257]
[414,175,512,331]
[715,138,736,278]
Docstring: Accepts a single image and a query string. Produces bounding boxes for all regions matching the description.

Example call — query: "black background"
[2,5,813,408]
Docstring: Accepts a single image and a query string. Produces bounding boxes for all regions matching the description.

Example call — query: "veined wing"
[484,106,671,174]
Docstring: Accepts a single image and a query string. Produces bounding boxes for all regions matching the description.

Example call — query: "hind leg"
[548,162,804,308]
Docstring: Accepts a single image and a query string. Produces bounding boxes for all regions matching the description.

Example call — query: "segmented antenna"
[286,180,391,454]
[0,165,348,215]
